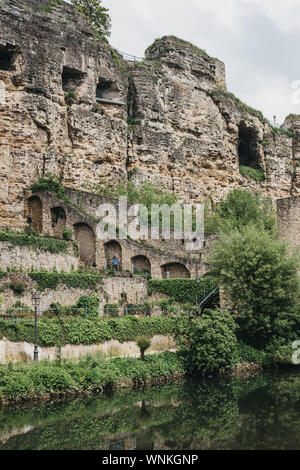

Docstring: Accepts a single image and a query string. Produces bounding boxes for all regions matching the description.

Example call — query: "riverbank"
[1,344,296,407]
[0,351,186,406]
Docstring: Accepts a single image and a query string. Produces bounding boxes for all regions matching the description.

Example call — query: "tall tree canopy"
[71,0,111,40]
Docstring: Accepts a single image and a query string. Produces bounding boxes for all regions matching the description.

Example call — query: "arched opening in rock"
[26,196,43,234]
[104,240,122,270]
[131,255,151,276]
[238,124,260,169]
[73,223,96,266]
[62,66,85,94]
[96,78,125,104]
[0,45,17,71]
[161,262,190,279]
[51,206,66,238]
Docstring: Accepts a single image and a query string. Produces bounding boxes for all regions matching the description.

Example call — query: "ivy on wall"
[0,316,177,347]
[28,271,103,291]
[148,278,217,305]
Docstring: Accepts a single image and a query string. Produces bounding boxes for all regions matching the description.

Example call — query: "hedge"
[0,231,69,254]
[29,271,103,291]
[0,316,177,347]
[148,278,217,304]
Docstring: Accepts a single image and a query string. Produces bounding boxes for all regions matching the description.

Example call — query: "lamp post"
[196,275,200,306]
[31,292,41,361]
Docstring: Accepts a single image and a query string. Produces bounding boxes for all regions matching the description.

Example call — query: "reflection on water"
[0,370,300,450]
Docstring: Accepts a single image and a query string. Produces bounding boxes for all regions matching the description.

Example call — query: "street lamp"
[31,292,41,361]
[196,275,200,306]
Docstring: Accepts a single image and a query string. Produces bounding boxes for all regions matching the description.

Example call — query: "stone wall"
[1,0,300,237]
[0,334,176,364]
[0,273,148,311]
[277,196,300,247]
[0,240,79,272]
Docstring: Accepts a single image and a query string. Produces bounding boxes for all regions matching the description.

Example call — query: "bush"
[29,271,102,291]
[9,281,25,295]
[63,229,73,241]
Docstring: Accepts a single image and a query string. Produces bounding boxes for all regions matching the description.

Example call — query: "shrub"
[9,281,25,295]
[136,336,151,360]
[63,229,73,241]
[176,309,239,374]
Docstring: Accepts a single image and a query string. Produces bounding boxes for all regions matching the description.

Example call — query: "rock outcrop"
[0,0,300,232]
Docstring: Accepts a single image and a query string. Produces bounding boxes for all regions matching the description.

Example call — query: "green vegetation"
[136,336,151,360]
[270,126,293,138]
[0,351,184,403]
[204,189,277,235]
[62,229,73,241]
[211,89,266,123]
[210,226,300,345]
[127,116,141,126]
[28,270,102,291]
[0,316,177,347]
[30,175,100,223]
[70,0,111,40]
[65,90,76,99]
[9,281,25,296]
[0,230,69,254]
[148,278,218,305]
[146,36,216,62]
[176,309,239,374]
[239,165,266,182]
[34,1,62,13]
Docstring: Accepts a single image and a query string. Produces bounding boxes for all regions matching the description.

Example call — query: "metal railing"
[115,50,145,62]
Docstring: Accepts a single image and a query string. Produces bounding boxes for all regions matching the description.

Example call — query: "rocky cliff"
[0,0,300,231]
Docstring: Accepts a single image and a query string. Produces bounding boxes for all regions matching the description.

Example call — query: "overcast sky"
[67,0,300,123]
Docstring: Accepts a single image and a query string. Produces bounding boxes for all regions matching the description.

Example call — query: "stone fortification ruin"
[0,0,300,289]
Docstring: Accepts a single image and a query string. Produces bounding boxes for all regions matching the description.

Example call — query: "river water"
[0,370,299,450]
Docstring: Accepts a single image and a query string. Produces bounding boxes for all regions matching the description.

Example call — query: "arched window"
[27,196,43,234]
[161,262,190,279]
[51,206,66,238]
[73,223,96,266]
[238,123,260,169]
[0,44,17,71]
[104,240,122,270]
[131,255,151,276]
[96,78,125,104]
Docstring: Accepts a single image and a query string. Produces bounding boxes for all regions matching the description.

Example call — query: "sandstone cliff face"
[0,0,128,230]
[0,0,299,232]
[127,37,296,203]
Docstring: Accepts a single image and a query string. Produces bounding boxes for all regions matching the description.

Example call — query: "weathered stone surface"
[0,334,176,364]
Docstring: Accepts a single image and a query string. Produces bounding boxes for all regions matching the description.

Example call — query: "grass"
[239,165,266,183]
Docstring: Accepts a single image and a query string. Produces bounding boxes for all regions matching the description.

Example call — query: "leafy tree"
[205,189,277,235]
[209,226,300,344]
[136,336,151,361]
[71,0,111,40]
